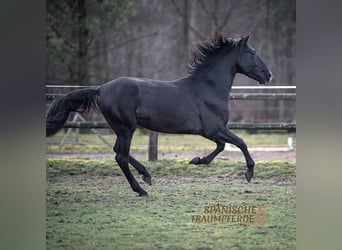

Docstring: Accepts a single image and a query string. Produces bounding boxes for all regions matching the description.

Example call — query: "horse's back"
[97,76,202,134]
[97,76,172,126]
[99,77,134,101]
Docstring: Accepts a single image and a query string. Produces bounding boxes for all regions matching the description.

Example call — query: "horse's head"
[237,35,272,84]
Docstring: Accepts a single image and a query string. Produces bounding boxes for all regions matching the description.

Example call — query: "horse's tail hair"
[46,88,99,137]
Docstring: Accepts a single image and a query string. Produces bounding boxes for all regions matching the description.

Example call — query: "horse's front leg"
[216,128,255,182]
[189,140,225,165]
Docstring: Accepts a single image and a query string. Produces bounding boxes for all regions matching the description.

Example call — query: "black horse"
[46,33,272,196]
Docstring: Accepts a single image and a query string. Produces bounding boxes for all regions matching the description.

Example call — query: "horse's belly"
[136,106,202,134]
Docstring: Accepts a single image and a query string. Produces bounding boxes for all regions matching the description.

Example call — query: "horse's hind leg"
[98,83,148,196]
[216,128,255,182]
[189,140,225,165]
[129,155,152,185]
[114,132,148,196]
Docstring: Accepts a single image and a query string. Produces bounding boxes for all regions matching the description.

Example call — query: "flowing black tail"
[46,88,99,137]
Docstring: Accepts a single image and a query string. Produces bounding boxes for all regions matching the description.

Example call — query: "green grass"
[46,158,295,180]
[47,158,296,249]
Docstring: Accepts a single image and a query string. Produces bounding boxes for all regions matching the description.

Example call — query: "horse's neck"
[191,56,237,99]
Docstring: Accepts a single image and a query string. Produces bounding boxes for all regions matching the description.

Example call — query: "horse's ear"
[240,33,250,47]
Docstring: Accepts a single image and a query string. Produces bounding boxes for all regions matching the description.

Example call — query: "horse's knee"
[235,138,247,151]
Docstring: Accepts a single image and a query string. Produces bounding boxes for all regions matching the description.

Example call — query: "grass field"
[46,158,296,249]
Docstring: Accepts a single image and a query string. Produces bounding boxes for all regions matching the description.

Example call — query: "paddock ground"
[46,157,296,249]
[48,148,295,160]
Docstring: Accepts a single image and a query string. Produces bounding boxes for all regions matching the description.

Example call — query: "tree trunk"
[183,0,190,54]
[77,0,89,85]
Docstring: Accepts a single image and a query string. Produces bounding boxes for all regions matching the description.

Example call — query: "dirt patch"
[158,150,296,162]
[47,149,296,162]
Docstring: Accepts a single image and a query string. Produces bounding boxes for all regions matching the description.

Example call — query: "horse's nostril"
[263,70,269,77]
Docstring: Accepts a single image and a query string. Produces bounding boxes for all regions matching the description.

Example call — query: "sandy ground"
[47,149,296,163]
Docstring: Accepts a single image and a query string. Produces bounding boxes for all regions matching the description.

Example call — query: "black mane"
[187,32,242,74]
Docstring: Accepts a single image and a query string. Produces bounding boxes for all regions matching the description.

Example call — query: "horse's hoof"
[189,157,201,165]
[142,176,152,186]
[139,192,149,197]
[245,171,254,183]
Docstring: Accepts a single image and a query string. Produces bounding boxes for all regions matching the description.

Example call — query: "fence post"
[148,131,158,161]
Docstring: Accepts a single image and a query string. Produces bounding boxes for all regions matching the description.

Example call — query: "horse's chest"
[202,99,229,117]
[198,100,230,135]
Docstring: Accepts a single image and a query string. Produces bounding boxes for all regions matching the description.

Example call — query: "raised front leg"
[189,140,225,165]
[216,128,255,182]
